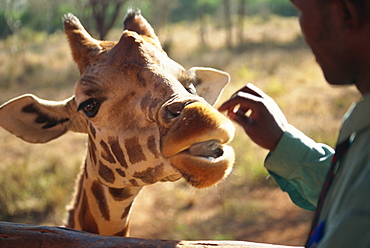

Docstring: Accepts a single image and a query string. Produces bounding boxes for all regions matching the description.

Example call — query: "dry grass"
[0,16,361,246]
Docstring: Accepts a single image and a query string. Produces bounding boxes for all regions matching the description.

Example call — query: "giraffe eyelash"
[78,98,103,118]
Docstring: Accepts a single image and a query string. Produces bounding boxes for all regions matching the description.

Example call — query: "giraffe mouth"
[161,101,235,188]
[187,139,224,159]
[168,139,235,188]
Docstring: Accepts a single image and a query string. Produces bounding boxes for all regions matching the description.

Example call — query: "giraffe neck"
[66,159,143,236]
[65,124,179,236]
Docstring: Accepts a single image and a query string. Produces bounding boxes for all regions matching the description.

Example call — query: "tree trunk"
[223,0,232,49]
[238,0,246,46]
[90,0,126,40]
[198,7,207,49]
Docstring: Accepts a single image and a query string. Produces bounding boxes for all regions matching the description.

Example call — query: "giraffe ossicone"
[0,9,235,236]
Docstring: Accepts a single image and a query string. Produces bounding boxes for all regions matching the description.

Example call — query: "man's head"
[291,0,370,94]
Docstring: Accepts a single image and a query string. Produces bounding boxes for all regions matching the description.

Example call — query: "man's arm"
[265,125,334,211]
[218,84,334,210]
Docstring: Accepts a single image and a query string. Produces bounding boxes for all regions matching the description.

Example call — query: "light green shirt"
[265,93,370,247]
[265,124,334,211]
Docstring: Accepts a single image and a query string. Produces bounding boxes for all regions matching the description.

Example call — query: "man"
[218,0,370,247]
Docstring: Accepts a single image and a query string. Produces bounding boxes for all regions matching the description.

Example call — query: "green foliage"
[20,3,77,34]
[246,0,297,17]
[0,12,11,38]
[0,0,297,39]
[170,0,220,22]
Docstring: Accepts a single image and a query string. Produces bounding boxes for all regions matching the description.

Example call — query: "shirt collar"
[338,92,370,143]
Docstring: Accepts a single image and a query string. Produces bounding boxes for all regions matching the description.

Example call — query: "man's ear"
[0,94,87,143]
[332,0,363,31]
[188,67,230,106]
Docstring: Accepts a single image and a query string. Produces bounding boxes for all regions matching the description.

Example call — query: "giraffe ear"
[0,94,87,143]
[123,8,162,49]
[189,67,230,106]
[63,13,102,74]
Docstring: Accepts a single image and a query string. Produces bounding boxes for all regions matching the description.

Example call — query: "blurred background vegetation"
[0,0,297,40]
[0,0,360,246]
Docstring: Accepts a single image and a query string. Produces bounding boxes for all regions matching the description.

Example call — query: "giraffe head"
[0,9,235,189]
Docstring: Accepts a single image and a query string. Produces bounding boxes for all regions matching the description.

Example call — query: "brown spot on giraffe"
[98,161,115,184]
[88,135,97,166]
[113,223,130,236]
[108,187,133,201]
[121,203,133,219]
[108,136,128,168]
[124,136,146,164]
[66,166,86,228]
[133,163,165,184]
[100,139,116,164]
[91,180,110,221]
[79,190,99,234]
[89,122,96,139]
[129,179,139,186]
[115,168,126,177]
[140,92,152,113]
[147,135,160,158]
[84,160,89,179]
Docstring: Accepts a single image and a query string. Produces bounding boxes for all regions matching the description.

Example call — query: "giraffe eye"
[78,99,101,117]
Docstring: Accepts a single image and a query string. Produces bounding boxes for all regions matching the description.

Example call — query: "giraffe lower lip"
[169,144,235,188]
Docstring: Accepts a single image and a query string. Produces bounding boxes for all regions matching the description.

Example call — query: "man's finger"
[239,83,268,98]
[233,112,253,130]
[218,91,262,112]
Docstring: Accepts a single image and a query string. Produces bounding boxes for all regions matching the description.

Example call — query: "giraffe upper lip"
[160,101,235,158]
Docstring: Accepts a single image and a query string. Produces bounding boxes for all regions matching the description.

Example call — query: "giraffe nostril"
[166,102,183,119]
[165,100,195,119]
[183,100,194,107]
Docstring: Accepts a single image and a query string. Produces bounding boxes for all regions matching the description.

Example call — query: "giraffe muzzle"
[161,102,235,157]
[160,101,235,188]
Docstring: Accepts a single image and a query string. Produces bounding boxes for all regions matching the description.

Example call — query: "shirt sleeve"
[264,125,335,211]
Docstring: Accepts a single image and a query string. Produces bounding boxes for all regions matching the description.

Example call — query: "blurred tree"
[197,1,207,49]
[195,0,221,48]
[90,0,128,40]
[151,0,220,50]
[245,0,297,17]
[1,0,26,52]
[141,0,178,54]
[223,0,232,49]
[144,0,178,31]
[0,0,297,43]
[42,0,59,34]
[237,0,246,46]
[2,0,23,37]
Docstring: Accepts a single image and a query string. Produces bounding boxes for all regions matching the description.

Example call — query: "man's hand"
[218,83,288,151]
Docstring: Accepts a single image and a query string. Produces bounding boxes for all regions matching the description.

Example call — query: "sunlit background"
[0,0,360,246]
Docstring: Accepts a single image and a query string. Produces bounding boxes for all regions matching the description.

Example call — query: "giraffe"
[0,9,235,236]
